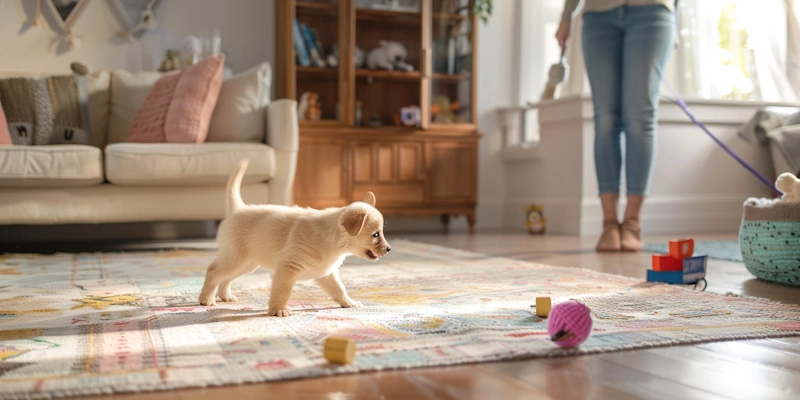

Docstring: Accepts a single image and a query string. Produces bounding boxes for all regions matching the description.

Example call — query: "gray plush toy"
[366,40,413,71]
[327,44,365,68]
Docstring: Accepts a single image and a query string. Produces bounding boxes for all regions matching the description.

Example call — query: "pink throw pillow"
[127,70,181,143]
[0,101,10,145]
[165,55,225,143]
[127,55,225,143]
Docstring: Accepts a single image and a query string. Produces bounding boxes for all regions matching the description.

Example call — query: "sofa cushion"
[0,145,104,187]
[207,62,272,143]
[105,142,275,186]
[108,70,163,145]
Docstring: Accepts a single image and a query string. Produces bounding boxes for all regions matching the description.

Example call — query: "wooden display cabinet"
[276,0,480,232]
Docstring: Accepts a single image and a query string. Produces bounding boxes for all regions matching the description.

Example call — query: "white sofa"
[0,63,298,225]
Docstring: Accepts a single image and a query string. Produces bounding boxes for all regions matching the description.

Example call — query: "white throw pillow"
[108,70,163,145]
[206,62,271,143]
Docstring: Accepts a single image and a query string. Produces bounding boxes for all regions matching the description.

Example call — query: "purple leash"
[661,78,784,197]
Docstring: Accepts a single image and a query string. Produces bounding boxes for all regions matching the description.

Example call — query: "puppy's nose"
[386,246,391,253]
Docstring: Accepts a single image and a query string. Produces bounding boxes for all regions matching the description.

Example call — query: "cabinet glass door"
[429,0,474,127]
[353,0,423,129]
[294,0,342,123]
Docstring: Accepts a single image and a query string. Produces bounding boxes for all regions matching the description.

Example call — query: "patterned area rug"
[2,240,800,399]
[644,240,743,262]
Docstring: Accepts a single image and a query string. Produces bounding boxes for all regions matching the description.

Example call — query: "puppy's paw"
[219,293,239,302]
[268,307,292,317]
[199,297,217,307]
[339,297,363,308]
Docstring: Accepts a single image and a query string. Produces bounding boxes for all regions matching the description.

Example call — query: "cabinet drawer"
[353,183,424,204]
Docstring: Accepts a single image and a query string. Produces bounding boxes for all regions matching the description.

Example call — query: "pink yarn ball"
[547,300,593,348]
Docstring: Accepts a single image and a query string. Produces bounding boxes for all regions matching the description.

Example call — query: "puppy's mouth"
[366,249,380,260]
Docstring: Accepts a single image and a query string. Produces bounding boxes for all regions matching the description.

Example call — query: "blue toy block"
[647,255,707,284]
[647,269,685,284]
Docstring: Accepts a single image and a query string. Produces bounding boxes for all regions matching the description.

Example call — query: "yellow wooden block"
[535,297,551,318]
[324,336,356,364]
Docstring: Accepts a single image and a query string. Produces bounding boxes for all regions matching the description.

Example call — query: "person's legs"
[582,9,625,251]
[620,5,675,251]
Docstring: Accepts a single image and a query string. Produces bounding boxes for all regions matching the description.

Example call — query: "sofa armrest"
[265,99,299,206]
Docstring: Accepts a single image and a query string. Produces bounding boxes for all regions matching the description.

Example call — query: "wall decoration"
[111,0,161,40]
[40,0,90,50]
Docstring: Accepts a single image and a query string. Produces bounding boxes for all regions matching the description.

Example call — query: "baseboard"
[580,195,750,236]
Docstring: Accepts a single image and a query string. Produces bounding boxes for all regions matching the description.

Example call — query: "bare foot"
[596,222,621,252]
[620,219,642,252]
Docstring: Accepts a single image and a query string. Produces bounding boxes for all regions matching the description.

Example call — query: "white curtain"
[745,0,798,102]
[560,0,800,102]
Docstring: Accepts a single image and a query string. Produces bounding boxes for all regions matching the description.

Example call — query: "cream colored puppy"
[199,160,391,316]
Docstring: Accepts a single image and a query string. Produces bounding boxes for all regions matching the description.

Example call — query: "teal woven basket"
[738,198,800,287]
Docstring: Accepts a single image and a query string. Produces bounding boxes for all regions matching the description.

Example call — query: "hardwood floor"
[49,232,800,399]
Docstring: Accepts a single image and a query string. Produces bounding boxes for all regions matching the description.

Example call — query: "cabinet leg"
[440,214,450,234]
[467,213,476,234]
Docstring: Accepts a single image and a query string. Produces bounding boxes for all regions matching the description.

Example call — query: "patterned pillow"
[0,74,92,146]
[128,55,225,143]
[0,100,10,145]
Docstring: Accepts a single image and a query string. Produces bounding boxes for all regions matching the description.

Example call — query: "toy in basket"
[647,238,708,290]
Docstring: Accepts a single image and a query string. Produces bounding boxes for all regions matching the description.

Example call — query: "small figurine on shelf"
[355,101,363,126]
[298,92,322,121]
[158,49,181,72]
[181,35,202,67]
[328,45,365,68]
[431,94,465,124]
[367,41,413,71]
[367,113,382,127]
[400,105,421,127]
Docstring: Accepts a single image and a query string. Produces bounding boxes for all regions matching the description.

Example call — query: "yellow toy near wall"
[524,204,546,234]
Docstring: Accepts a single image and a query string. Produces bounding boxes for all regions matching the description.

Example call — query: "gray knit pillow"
[0,74,92,146]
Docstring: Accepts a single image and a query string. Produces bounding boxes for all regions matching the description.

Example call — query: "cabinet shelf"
[356,69,421,81]
[297,66,337,77]
[356,8,421,24]
[296,1,336,14]
[432,72,471,81]
[296,67,423,82]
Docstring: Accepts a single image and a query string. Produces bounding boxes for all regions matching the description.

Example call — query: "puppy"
[199,160,391,317]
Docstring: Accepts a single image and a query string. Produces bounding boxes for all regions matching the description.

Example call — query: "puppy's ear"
[361,191,376,207]
[342,210,368,236]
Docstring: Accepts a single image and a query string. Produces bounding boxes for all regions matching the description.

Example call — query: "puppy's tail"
[227,159,249,215]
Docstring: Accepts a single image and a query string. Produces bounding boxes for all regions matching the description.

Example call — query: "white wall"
[504,96,795,236]
[0,0,274,79]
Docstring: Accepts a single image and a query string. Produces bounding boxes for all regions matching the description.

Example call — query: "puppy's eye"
[372,232,379,238]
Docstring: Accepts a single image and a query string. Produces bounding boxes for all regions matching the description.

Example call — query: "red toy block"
[668,238,694,259]
[652,254,683,271]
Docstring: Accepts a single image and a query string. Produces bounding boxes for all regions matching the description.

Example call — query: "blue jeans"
[582,5,675,195]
